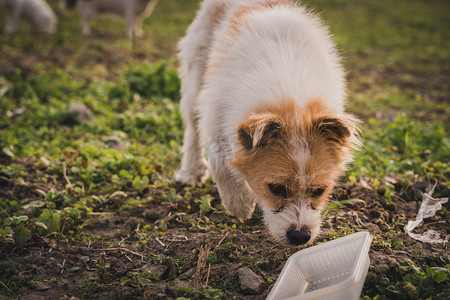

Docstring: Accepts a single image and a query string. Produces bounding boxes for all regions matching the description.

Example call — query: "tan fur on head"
[237,113,282,149]
[231,99,359,212]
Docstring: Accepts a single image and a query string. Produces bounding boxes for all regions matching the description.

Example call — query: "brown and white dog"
[3,0,57,34]
[176,0,360,246]
[65,0,159,37]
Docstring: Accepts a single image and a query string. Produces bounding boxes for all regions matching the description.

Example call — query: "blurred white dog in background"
[65,0,159,37]
[3,0,57,34]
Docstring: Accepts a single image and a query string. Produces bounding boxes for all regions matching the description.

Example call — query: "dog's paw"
[134,29,145,38]
[82,26,91,36]
[229,199,256,222]
[174,164,209,187]
[220,188,257,222]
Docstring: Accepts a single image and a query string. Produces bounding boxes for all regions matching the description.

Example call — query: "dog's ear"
[238,114,282,150]
[312,114,358,145]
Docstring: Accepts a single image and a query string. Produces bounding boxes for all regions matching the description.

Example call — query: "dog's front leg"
[80,4,95,35]
[125,2,140,38]
[5,4,21,34]
[175,122,209,186]
[175,47,210,186]
[125,13,135,38]
[207,137,256,221]
[133,16,144,38]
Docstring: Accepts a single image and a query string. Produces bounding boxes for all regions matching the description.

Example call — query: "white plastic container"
[267,232,373,300]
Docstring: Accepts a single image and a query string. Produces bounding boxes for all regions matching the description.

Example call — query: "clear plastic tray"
[267,232,373,300]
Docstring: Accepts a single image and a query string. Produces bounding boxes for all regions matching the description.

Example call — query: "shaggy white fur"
[176,0,356,245]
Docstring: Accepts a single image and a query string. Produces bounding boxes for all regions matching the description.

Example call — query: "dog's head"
[231,99,359,245]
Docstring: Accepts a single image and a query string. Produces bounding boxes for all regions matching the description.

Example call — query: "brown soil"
[1,176,448,299]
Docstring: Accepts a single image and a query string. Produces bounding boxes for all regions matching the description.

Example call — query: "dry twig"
[194,244,211,295]
[93,247,144,261]
[214,231,230,251]
[62,163,74,190]
[155,237,166,247]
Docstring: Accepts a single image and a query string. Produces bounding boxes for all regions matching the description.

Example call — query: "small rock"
[114,266,128,277]
[35,281,51,291]
[6,107,26,118]
[69,102,92,121]
[238,267,263,295]
[209,213,225,223]
[146,286,166,299]
[178,268,196,281]
[105,139,125,149]
[142,264,168,279]
[69,266,81,273]
[143,207,170,221]
[165,279,193,297]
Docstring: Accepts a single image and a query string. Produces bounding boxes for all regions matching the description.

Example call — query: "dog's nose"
[286,226,311,245]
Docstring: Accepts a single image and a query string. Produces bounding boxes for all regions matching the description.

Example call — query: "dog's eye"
[311,188,325,198]
[268,184,288,198]
[272,201,287,214]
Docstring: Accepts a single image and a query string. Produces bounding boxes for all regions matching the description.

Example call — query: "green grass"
[0,0,449,298]
[305,0,450,121]
[348,115,449,194]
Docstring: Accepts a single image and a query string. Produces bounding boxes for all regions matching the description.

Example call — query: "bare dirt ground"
[0,0,449,299]
[1,169,448,298]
